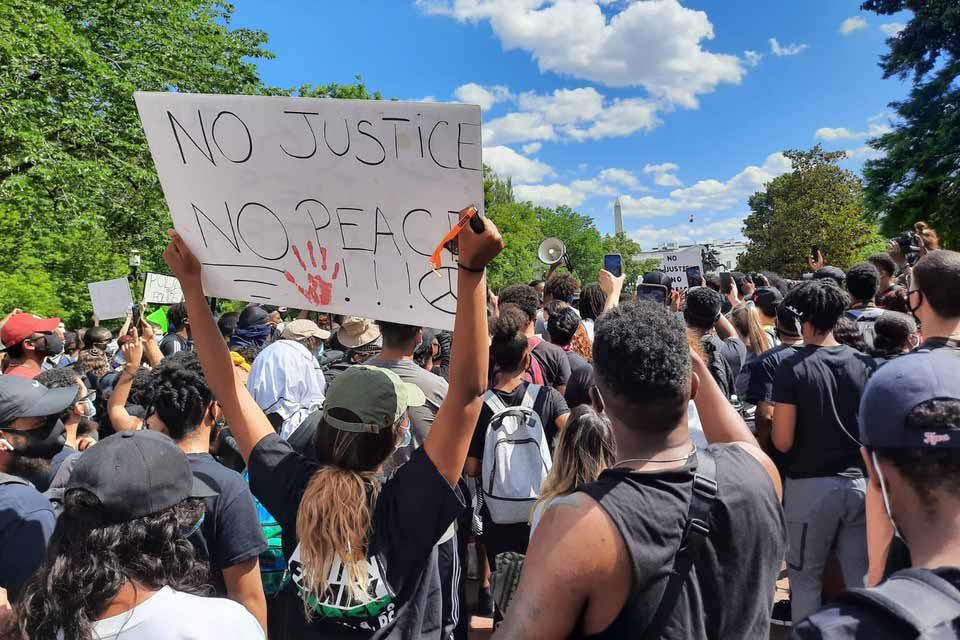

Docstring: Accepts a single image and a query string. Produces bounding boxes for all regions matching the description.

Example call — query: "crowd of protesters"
[0,214,958,639]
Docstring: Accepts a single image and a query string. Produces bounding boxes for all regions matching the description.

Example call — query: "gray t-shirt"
[365,357,448,470]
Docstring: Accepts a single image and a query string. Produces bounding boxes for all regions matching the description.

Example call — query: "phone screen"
[685,266,702,285]
[719,272,733,294]
[636,284,667,305]
[603,253,623,277]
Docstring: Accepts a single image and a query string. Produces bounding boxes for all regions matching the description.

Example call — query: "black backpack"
[835,568,960,638]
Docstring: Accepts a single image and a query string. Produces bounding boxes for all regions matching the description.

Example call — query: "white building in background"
[613,197,623,235]
[636,239,748,272]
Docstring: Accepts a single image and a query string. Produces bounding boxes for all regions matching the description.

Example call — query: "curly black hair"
[498,284,541,324]
[870,311,917,357]
[547,306,580,347]
[846,262,881,303]
[579,284,606,321]
[545,273,580,304]
[217,311,239,339]
[875,399,960,519]
[683,287,722,331]
[149,351,213,440]
[914,250,960,318]
[789,280,851,333]
[593,301,691,431]
[15,492,207,640]
[834,317,869,352]
[36,368,83,402]
[491,304,530,373]
[234,344,263,365]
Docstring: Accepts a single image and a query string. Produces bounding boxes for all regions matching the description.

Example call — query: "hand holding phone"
[603,253,623,278]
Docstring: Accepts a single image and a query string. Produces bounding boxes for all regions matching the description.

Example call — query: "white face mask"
[872,450,902,540]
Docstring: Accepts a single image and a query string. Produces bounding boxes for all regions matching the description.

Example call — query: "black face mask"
[33,333,64,356]
[12,416,66,459]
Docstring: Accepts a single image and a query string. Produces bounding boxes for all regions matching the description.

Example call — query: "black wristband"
[458,263,486,273]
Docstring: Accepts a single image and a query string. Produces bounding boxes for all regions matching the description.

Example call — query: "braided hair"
[788,280,851,333]
[149,351,213,440]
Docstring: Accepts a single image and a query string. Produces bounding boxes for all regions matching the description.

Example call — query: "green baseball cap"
[323,365,426,434]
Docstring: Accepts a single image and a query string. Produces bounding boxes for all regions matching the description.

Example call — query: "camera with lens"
[894,231,924,265]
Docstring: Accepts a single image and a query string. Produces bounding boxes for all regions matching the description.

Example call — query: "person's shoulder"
[534,339,565,357]
[794,601,907,640]
[189,454,247,489]
[0,481,52,515]
[166,589,265,634]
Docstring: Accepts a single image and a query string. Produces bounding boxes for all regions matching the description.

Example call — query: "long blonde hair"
[295,410,397,617]
[534,406,616,518]
[731,303,772,356]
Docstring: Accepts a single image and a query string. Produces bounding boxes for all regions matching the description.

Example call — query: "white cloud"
[514,183,588,208]
[769,37,808,56]
[620,152,791,219]
[843,145,884,161]
[879,22,906,37]
[417,0,745,110]
[482,145,554,183]
[744,50,763,67]
[815,118,892,141]
[482,88,659,145]
[598,168,640,189]
[630,216,747,248]
[453,82,512,111]
[839,17,868,35]
[521,142,542,154]
[643,162,683,187]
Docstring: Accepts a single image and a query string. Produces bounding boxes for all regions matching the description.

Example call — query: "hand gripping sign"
[135,92,484,330]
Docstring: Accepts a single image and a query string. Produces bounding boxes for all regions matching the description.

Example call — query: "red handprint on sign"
[285,241,340,306]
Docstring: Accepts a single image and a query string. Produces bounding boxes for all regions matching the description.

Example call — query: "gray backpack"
[481,385,552,525]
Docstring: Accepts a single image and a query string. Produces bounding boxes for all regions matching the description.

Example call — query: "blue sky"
[230,0,910,248]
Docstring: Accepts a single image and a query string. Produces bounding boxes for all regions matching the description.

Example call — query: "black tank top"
[575,444,786,639]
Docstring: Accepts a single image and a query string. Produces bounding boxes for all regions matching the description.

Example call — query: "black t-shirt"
[576,445,786,639]
[248,434,467,639]
[563,350,590,375]
[531,339,572,388]
[187,453,267,595]
[468,382,569,460]
[794,568,960,639]
[772,344,876,478]
[564,366,596,409]
[744,343,798,406]
[703,335,748,380]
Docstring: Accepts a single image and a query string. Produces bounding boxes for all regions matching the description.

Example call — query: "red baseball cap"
[1,313,60,349]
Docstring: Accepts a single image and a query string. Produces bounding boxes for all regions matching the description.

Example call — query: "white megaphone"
[537,238,571,268]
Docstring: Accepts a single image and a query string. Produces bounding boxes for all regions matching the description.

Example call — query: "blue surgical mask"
[398,427,412,449]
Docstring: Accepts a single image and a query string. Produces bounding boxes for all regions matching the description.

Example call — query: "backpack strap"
[483,390,509,414]
[640,447,719,640]
[837,568,960,634]
[520,384,541,411]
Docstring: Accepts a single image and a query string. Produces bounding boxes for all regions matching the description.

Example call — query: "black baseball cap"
[0,376,78,425]
[859,351,960,449]
[67,430,216,523]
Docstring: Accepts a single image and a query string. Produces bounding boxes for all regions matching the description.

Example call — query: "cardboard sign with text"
[142,272,184,305]
[135,92,483,330]
[658,246,703,290]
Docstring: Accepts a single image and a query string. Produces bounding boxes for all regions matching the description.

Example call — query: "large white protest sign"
[659,246,703,290]
[142,272,184,305]
[88,278,133,320]
[135,92,483,330]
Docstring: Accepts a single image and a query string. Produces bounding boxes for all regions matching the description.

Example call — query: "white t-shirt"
[85,587,264,639]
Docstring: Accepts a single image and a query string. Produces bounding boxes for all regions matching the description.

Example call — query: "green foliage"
[739,146,881,278]
[860,0,960,246]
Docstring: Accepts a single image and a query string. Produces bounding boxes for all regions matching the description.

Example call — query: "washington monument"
[613,197,623,235]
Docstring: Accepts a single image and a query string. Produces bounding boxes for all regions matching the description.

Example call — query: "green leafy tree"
[534,205,604,285]
[739,146,881,277]
[0,0,272,324]
[860,0,960,247]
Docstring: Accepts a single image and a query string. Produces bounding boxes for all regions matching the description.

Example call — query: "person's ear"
[861,447,881,489]
[689,370,700,401]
